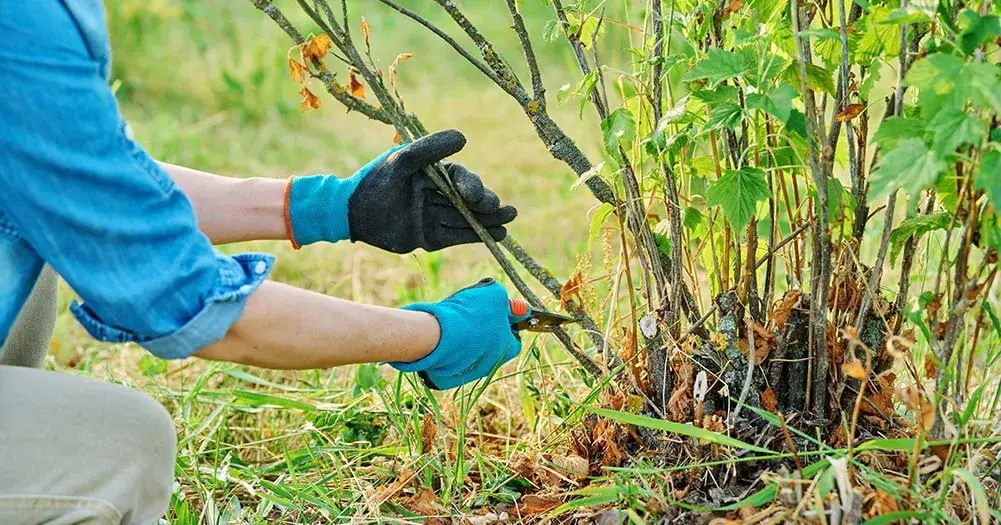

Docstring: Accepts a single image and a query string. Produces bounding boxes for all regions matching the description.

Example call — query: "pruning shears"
[508,298,579,333]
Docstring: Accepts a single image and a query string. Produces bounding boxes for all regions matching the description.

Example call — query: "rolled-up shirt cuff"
[70,252,275,359]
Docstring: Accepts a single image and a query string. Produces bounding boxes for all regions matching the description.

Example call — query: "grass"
[42,1,1001,523]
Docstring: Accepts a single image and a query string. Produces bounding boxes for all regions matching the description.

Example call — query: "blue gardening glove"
[287,130,517,253]
[392,278,531,390]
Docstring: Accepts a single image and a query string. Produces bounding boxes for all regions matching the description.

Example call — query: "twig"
[250,0,389,123]
[504,0,545,103]
[374,0,505,88]
[730,318,757,423]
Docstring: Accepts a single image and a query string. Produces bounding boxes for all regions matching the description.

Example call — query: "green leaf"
[556,83,573,106]
[952,468,990,524]
[704,102,745,132]
[962,62,1001,113]
[588,202,615,241]
[691,85,740,104]
[707,166,771,231]
[745,82,796,122]
[861,512,929,525]
[588,406,771,453]
[870,139,947,198]
[959,384,985,426]
[684,206,704,231]
[888,211,952,265]
[878,6,932,25]
[976,150,1001,207]
[872,116,925,150]
[683,49,749,87]
[929,109,984,157]
[783,62,836,95]
[905,53,964,95]
[600,108,635,163]
[958,11,1001,56]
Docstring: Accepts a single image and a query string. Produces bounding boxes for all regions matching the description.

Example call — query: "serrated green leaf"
[888,211,952,265]
[976,150,1001,207]
[600,108,635,164]
[707,166,771,231]
[705,102,745,132]
[872,116,926,150]
[691,85,741,104]
[929,109,984,157]
[746,82,797,121]
[878,6,932,25]
[906,53,964,95]
[870,139,947,198]
[783,62,836,95]
[684,206,704,230]
[962,62,1001,113]
[958,11,1001,56]
[684,49,749,87]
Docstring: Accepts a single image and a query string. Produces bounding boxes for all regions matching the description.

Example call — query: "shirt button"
[254,260,267,275]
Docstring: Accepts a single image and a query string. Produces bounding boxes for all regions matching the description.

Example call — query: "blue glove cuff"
[288,144,408,247]
[288,174,358,247]
[393,302,449,372]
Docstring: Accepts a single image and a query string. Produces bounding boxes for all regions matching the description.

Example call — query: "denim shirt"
[0,0,274,359]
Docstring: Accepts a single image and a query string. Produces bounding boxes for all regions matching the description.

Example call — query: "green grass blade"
[588,406,771,453]
[952,467,990,524]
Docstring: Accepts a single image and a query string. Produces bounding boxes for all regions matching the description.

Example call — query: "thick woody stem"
[792,0,830,420]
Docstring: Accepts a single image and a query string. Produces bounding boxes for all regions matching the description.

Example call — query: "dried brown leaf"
[349,69,366,99]
[299,87,321,112]
[519,494,562,515]
[393,52,415,67]
[551,454,589,478]
[924,354,938,379]
[835,103,866,122]
[420,413,437,454]
[302,34,332,62]
[402,486,442,517]
[559,271,584,311]
[360,17,371,46]
[896,385,935,431]
[773,290,801,330]
[761,387,778,412]
[842,358,868,380]
[288,57,306,84]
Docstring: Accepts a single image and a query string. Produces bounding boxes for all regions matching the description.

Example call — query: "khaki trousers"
[0,267,176,524]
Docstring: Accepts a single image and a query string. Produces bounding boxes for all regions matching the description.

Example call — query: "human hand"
[286,130,517,253]
[391,278,530,390]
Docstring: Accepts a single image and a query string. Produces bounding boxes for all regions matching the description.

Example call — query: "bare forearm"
[194,281,439,369]
[159,162,287,244]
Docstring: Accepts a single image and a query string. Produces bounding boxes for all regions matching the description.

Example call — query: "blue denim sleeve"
[0,1,273,359]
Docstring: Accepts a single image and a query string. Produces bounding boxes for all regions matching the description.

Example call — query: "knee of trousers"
[96,384,178,524]
[0,367,178,524]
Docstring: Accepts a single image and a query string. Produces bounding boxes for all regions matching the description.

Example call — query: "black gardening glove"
[287,130,517,253]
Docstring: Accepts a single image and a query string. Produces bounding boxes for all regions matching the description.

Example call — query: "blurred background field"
[47,1,638,522]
